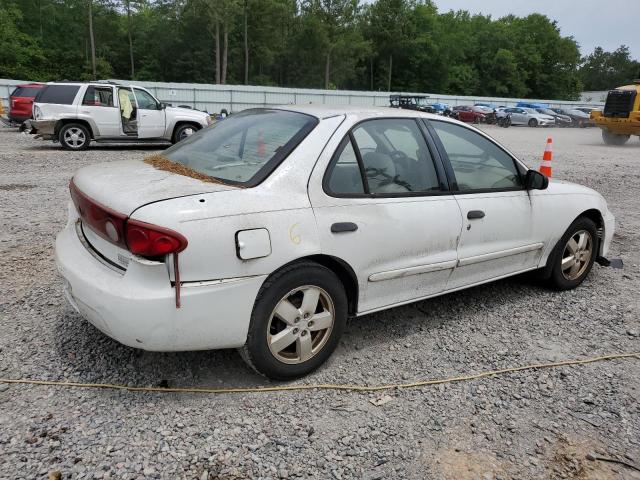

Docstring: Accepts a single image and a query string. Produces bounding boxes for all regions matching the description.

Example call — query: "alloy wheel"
[63,127,86,148]
[179,127,195,141]
[561,229,594,281]
[267,285,335,365]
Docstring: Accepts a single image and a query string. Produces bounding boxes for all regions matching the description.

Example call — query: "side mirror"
[159,102,167,110]
[525,169,549,190]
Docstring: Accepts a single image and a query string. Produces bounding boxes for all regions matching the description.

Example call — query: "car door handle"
[331,222,358,233]
[467,210,485,220]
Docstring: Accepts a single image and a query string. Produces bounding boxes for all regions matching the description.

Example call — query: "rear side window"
[82,86,114,107]
[11,87,40,98]
[325,119,441,196]
[163,109,318,186]
[36,85,80,105]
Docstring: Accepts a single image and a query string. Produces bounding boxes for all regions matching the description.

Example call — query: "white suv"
[30,82,212,150]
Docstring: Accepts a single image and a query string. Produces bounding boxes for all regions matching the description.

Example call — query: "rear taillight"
[70,179,127,248]
[125,220,188,257]
[70,179,188,257]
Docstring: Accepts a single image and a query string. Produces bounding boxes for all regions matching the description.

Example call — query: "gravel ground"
[0,125,639,480]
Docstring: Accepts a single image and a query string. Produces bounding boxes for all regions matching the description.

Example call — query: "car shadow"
[51,274,543,390]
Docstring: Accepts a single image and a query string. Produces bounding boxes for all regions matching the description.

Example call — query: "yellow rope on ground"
[1,352,638,395]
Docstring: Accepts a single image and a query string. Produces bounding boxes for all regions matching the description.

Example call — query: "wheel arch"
[55,118,95,139]
[172,120,202,141]
[541,208,605,279]
[267,255,359,316]
[578,208,605,253]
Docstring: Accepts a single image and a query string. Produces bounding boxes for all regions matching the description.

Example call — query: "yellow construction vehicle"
[591,80,640,145]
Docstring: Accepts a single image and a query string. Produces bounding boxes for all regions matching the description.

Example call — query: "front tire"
[59,123,90,150]
[602,130,630,146]
[528,118,538,128]
[240,261,348,380]
[547,217,598,290]
[172,123,198,144]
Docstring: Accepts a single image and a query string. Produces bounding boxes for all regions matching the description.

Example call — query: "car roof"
[270,104,443,120]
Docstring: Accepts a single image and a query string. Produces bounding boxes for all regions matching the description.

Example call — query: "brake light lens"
[70,179,188,257]
[70,179,127,248]
[125,220,188,257]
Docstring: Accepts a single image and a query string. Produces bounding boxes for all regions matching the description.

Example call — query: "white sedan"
[56,106,615,379]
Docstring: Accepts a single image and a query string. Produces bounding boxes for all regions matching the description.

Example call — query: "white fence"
[1,78,603,115]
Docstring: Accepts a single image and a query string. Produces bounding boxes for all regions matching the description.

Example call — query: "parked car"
[429,103,453,116]
[56,106,615,379]
[452,105,486,123]
[389,95,435,113]
[552,108,593,128]
[536,108,572,127]
[30,81,211,150]
[8,83,43,125]
[516,102,549,110]
[503,107,555,127]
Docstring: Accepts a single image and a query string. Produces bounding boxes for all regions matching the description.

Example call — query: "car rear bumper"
[55,206,265,351]
[30,120,56,135]
[8,114,30,123]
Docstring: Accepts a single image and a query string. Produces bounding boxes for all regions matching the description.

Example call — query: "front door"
[428,119,545,289]
[133,88,166,138]
[309,118,463,314]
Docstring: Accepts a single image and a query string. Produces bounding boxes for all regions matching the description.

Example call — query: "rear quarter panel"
[130,114,345,282]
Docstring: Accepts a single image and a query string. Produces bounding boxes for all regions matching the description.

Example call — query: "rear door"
[427,119,546,289]
[79,85,120,137]
[133,88,166,138]
[309,117,463,314]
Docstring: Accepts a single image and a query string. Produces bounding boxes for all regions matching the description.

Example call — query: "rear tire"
[59,123,90,150]
[602,130,630,146]
[546,217,598,291]
[528,118,538,128]
[240,261,348,380]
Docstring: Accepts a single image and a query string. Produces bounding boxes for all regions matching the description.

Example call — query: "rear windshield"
[11,87,41,98]
[36,85,80,105]
[163,109,318,186]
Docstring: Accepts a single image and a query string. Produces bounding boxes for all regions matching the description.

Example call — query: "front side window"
[431,121,522,191]
[134,89,158,110]
[325,119,441,196]
[163,109,317,185]
[82,86,114,107]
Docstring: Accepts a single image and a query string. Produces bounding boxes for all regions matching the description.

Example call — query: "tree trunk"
[214,20,220,84]
[370,57,373,90]
[126,0,135,78]
[88,0,96,79]
[387,54,392,91]
[243,0,249,85]
[324,52,331,89]
[221,26,228,84]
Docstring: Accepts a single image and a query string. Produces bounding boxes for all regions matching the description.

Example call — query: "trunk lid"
[73,159,237,215]
[72,159,237,270]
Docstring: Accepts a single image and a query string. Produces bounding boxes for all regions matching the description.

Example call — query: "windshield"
[538,109,556,115]
[163,109,318,186]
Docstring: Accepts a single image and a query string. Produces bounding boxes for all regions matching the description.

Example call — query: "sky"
[433,0,640,60]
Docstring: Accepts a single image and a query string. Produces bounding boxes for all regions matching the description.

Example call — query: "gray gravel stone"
[0,127,639,479]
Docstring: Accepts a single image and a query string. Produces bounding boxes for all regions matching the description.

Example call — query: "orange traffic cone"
[257,131,266,157]
[539,137,553,177]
